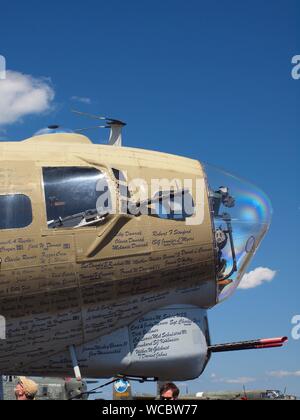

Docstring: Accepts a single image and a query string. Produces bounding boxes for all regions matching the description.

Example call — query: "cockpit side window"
[43,167,112,229]
[0,194,32,229]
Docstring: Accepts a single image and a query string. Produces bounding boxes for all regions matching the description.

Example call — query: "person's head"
[160,383,180,400]
[15,377,38,400]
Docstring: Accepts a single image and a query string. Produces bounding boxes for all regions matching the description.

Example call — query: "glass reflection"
[203,164,272,302]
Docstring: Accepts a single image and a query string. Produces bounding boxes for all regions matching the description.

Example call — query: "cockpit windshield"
[203,164,272,302]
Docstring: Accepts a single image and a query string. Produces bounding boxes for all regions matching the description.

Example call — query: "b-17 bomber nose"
[203,164,273,302]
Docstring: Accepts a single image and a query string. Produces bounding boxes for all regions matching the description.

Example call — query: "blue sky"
[0,0,299,397]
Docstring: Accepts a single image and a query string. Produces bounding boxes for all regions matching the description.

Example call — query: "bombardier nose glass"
[203,164,272,302]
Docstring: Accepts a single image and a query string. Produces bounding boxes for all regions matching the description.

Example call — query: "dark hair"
[159,383,180,398]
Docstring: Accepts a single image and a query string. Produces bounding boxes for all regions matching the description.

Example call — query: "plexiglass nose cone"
[203,164,272,302]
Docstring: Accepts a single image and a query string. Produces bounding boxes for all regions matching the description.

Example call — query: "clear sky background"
[0,0,299,398]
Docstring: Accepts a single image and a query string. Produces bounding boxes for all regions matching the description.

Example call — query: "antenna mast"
[72,110,126,146]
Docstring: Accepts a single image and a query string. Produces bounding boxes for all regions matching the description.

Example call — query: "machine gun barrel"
[209,337,288,353]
